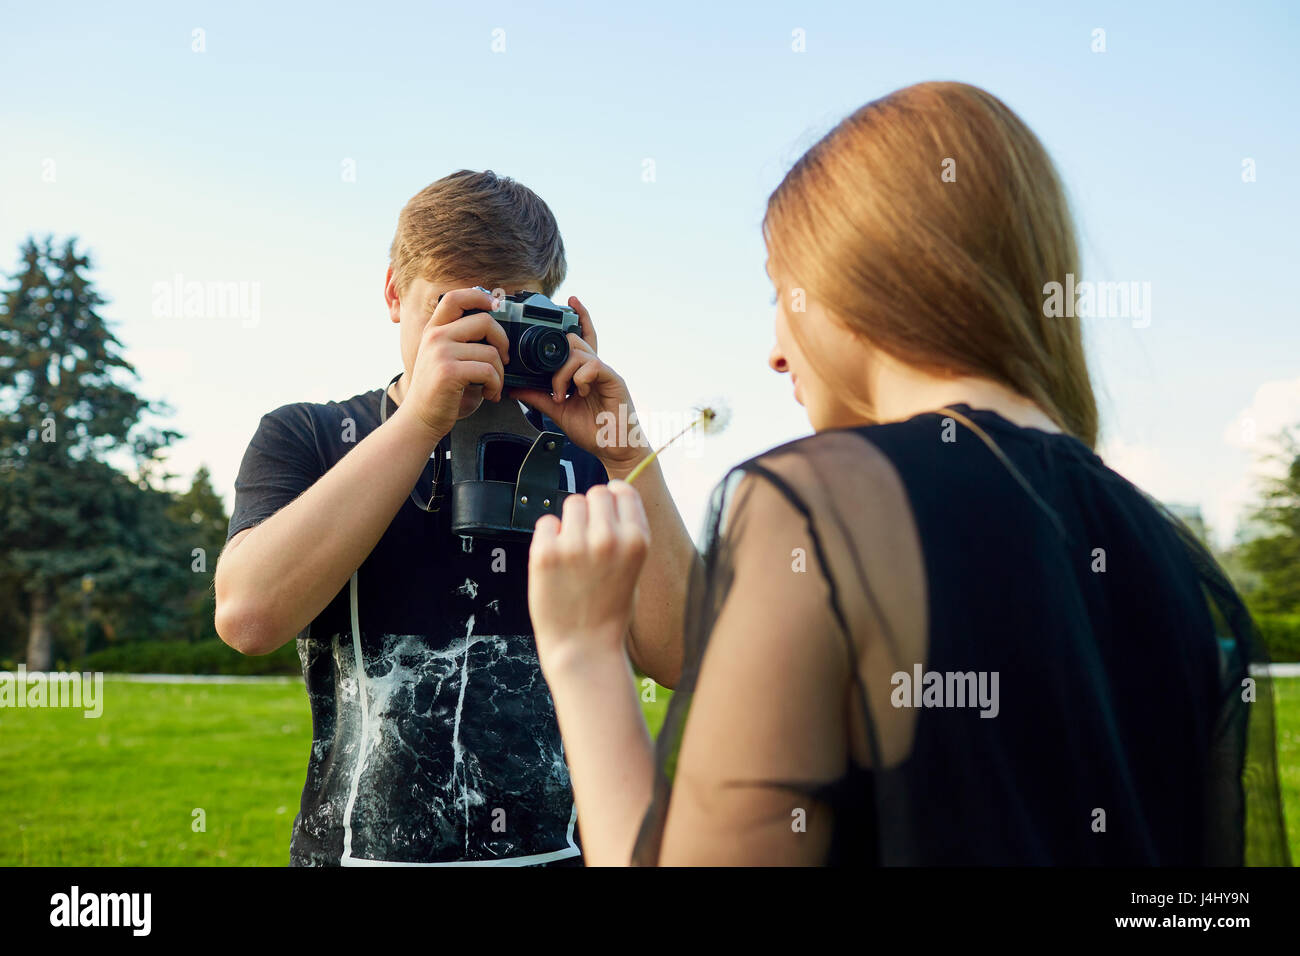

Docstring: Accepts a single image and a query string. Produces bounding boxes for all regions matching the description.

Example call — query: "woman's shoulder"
[719,409,1136,542]
[737,407,1117,497]
[726,417,960,500]
[727,427,899,498]
[714,426,914,545]
[726,412,1208,596]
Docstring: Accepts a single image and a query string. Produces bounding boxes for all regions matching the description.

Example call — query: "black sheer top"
[631,405,1289,866]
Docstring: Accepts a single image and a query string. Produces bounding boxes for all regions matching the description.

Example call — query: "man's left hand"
[508,297,650,479]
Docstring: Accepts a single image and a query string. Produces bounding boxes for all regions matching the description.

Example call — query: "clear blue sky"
[2,0,1297,544]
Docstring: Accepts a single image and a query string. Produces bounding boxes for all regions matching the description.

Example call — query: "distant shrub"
[76,639,302,676]
[1255,614,1300,663]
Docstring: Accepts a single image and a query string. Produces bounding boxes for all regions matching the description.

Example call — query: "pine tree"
[165,465,230,643]
[1241,427,1300,615]
[0,236,180,669]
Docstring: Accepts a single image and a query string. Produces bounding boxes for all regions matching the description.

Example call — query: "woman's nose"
[768,343,788,374]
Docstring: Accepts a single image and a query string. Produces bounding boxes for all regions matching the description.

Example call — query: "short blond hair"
[389,169,566,296]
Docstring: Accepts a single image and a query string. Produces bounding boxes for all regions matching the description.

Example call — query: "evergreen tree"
[165,465,230,643]
[1241,427,1300,615]
[0,237,180,669]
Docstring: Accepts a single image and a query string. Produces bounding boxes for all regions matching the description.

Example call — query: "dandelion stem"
[624,413,706,484]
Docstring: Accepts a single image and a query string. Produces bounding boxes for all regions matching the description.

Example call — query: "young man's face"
[386,272,544,420]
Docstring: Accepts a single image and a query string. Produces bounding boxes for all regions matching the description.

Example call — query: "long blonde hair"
[764,81,1098,448]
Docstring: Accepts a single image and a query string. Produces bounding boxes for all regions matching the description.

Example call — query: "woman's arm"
[528,472,857,865]
[654,473,850,864]
[540,645,655,866]
[528,481,656,865]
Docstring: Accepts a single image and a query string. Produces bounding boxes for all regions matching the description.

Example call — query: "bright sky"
[2,0,1297,547]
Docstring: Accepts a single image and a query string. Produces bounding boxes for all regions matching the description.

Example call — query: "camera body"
[441,289,581,391]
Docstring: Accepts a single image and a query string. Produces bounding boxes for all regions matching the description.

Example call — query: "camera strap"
[378,372,444,513]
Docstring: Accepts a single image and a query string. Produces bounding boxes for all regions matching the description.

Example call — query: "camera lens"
[518,326,570,373]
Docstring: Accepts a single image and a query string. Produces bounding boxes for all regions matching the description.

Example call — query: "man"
[215,170,693,865]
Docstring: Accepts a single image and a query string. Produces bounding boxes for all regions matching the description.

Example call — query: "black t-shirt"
[227,387,607,865]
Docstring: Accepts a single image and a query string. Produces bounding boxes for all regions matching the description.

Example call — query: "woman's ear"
[384,267,401,324]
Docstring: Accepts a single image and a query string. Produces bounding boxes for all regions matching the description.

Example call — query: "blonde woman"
[525,82,1289,866]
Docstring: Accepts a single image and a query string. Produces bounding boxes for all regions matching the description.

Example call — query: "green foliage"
[78,639,301,676]
[1255,614,1300,664]
[0,236,228,668]
[1241,429,1300,616]
[165,465,230,644]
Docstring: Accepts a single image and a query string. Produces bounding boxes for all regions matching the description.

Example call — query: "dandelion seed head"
[693,397,732,436]
[625,396,732,484]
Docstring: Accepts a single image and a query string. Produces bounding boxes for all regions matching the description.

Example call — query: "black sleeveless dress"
[631,405,1289,866]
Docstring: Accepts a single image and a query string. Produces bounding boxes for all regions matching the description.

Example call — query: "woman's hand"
[527,481,651,673]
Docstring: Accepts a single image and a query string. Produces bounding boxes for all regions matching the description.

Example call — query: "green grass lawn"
[0,677,673,866]
[0,676,1294,865]
[1273,676,1299,861]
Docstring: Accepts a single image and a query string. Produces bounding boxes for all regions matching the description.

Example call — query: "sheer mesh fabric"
[631,411,1290,866]
[1156,508,1290,865]
[633,432,923,865]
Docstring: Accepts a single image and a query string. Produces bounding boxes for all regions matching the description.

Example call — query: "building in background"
[1164,503,1209,545]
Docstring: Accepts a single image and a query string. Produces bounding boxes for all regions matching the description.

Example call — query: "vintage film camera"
[433,288,583,538]
[444,288,582,391]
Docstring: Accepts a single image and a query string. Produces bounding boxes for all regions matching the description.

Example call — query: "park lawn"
[1274,676,1299,862]
[0,677,1294,866]
[0,677,673,866]
[0,680,305,865]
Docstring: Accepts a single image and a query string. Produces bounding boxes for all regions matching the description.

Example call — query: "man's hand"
[515,294,693,690]
[404,287,511,442]
[508,297,650,478]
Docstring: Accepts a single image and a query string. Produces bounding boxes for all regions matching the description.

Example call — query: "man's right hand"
[403,286,512,442]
